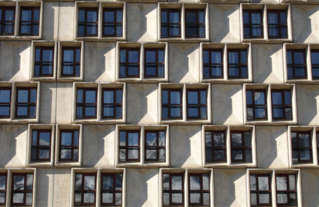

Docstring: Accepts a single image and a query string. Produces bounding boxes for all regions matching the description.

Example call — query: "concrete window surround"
[159,83,211,124]
[74,2,126,41]
[240,3,293,43]
[116,42,168,82]
[158,3,210,42]
[72,82,126,124]
[243,83,298,125]
[115,124,170,167]
[246,169,302,207]
[158,168,214,207]
[202,125,257,168]
[70,168,126,207]
[200,43,253,83]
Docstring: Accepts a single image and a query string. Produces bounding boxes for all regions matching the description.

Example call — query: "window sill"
[201,0,248,2]
[142,162,169,167]
[245,120,297,125]
[286,79,316,84]
[0,118,12,123]
[242,38,293,43]
[55,162,81,167]
[116,77,142,82]
[12,118,39,124]
[57,77,83,82]
[201,78,252,83]
[291,163,317,168]
[31,77,56,82]
[0,35,41,40]
[27,162,53,167]
[116,162,142,167]
[159,37,209,42]
[99,118,126,124]
[73,119,99,124]
[160,120,211,125]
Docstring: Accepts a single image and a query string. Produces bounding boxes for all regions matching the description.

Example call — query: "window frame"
[161,89,183,120]
[59,130,79,162]
[161,9,181,38]
[286,49,307,80]
[205,130,227,163]
[227,49,248,79]
[291,131,313,164]
[0,173,7,205]
[119,130,140,162]
[249,174,272,206]
[243,9,264,39]
[0,87,12,119]
[311,49,319,80]
[0,6,15,36]
[230,131,252,163]
[19,6,40,36]
[203,49,223,79]
[275,174,298,206]
[100,173,123,206]
[185,9,206,39]
[144,130,166,162]
[101,88,123,119]
[186,89,207,120]
[119,48,140,78]
[162,173,184,206]
[11,173,34,206]
[102,8,123,38]
[144,48,165,79]
[188,173,210,206]
[267,9,288,39]
[61,47,81,77]
[15,87,37,119]
[34,46,54,77]
[76,88,98,119]
[74,173,97,206]
[246,89,268,120]
[271,89,292,120]
[77,7,99,37]
[31,129,52,162]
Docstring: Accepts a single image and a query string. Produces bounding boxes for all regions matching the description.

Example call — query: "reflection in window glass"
[101,173,123,205]
[231,131,252,162]
[145,131,166,162]
[161,9,181,38]
[275,174,297,206]
[287,50,307,79]
[119,131,140,162]
[185,9,205,38]
[228,49,248,79]
[246,90,267,120]
[120,49,140,78]
[250,174,271,206]
[145,49,165,78]
[162,89,182,120]
[60,130,79,162]
[0,7,15,35]
[78,8,98,37]
[163,173,184,206]
[11,173,33,206]
[16,88,37,119]
[74,173,96,206]
[187,89,207,119]
[102,89,123,119]
[76,88,97,119]
[291,132,312,163]
[62,47,81,77]
[0,88,11,118]
[103,8,123,37]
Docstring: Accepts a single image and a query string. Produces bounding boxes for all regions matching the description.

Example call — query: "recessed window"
[101,173,123,205]
[187,89,207,119]
[19,7,40,36]
[231,131,252,162]
[317,132,319,162]
[185,9,205,38]
[15,87,37,119]
[161,9,181,38]
[291,132,312,163]
[275,174,297,206]
[0,88,11,118]
[0,7,15,35]
[62,47,81,77]
[103,8,123,37]
[162,173,184,206]
[145,130,166,162]
[271,90,292,120]
[243,10,263,39]
[205,131,226,163]
[31,130,51,162]
[286,50,307,79]
[250,174,271,206]
[102,88,123,119]
[76,88,97,119]
[119,48,140,78]
[0,174,7,205]
[267,10,288,39]
[11,173,34,206]
[78,8,98,37]
[162,89,182,120]
[74,173,96,206]
[311,50,319,79]
[203,49,223,79]
[188,173,210,206]
[34,47,54,77]
[59,130,79,162]
[228,49,248,79]
[246,90,267,120]
[144,48,165,78]
[119,130,140,162]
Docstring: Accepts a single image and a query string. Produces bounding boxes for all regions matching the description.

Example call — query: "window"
[161,9,181,38]
[144,48,165,78]
[271,90,292,120]
[11,173,33,206]
[119,48,140,78]
[145,131,166,162]
[188,174,210,206]
[74,173,96,206]
[62,47,81,77]
[0,7,15,35]
[250,174,271,206]
[228,49,248,79]
[101,173,123,206]
[246,90,267,120]
[119,130,140,162]
[187,89,207,119]
[0,88,11,118]
[286,50,307,79]
[231,131,252,162]
[291,132,312,163]
[102,89,123,119]
[317,132,319,162]
[162,89,182,120]
[78,8,98,37]
[275,174,297,206]
[205,131,226,163]
[0,174,6,205]
[311,50,319,79]
[76,88,97,119]
[15,87,37,119]
[243,10,263,39]
[34,47,54,77]
[59,130,79,162]
[31,130,51,162]
[203,49,223,79]
[162,173,184,206]
[268,10,288,39]
[185,9,205,38]
[103,8,123,37]
[19,7,40,36]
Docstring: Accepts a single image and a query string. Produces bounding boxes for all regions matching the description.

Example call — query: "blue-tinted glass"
[35,49,41,61]
[116,106,122,118]
[162,90,168,104]
[119,131,126,146]
[268,13,279,24]
[32,131,37,146]
[116,90,122,104]
[43,49,53,61]
[76,49,81,62]
[61,132,72,146]
[116,25,122,36]
[281,27,287,38]
[285,91,291,105]
[104,106,114,117]
[295,66,306,77]
[0,89,10,103]
[188,91,198,104]
[0,9,2,20]
[78,25,85,37]
[128,133,139,146]
[169,11,179,23]
[246,91,253,105]
[85,107,95,116]
[161,11,167,23]
[30,106,36,117]
[87,11,97,22]
[17,106,28,116]
[171,106,181,117]
[104,91,114,104]
[158,50,164,63]
[31,89,37,103]
[120,66,126,78]
[287,51,292,64]
[146,133,157,146]
[162,106,168,119]
[161,26,167,37]
[120,49,126,62]
[74,131,79,145]
[186,12,196,24]
[76,106,83,118]
[5,10,14,21]
[117,10,123,22]
[34,9,40,21]
[18,90,28,103]
[228,52,238,64]
[280,11,287,24]
[128,51,139,62]
[272,92,282,104]
[241,67,248,78]
[255,92,265,104]
[188,107,198,117]
[21,10,31,21]
[0,106,9,116]
[198,11,205,23]
[200,91,207,104]
[146,51,156,63]
[128,66,138,76]
[212,51,222,64]
[203,51,209,64]
[104,11,114,22]
[146,67,156,76]
[312,52,319,64]
[63,50,74,62]
[104,25,114,36]
[212,66,222,77]
[77,89,83,103]
[158,65,164,77]
[79,10,85,22]
[241,51,247,64]
[243,12,249,24]
[33,24,39,36]
[85,91,96,104]
[294,52,305,64]
[39,132,50,146]
[251,13,261,24]
[203,67,210,78]
[170,91,181,104]
[86,24,97,35]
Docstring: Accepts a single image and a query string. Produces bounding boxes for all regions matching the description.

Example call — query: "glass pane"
[203,174,209,190]
[206,148,212,162]
[14,175,24,190]
[42,49,53,61]
[119,131,126,146]
[214,133,225,146]
[12,193,24,204]
[61,132,72,146]
[203,193,210,205]
[115,192,122,205]
[119,149,126,161]
[128,133,139,146]
[251,193,257,206]
[284,91,291,105]
[171,193,182,204]
[232,150,243,160]
[289,175,296,190]
[290,193,297,205]
[171,106,181,117]
[214,150,225,160]
[188,91,198,104]
[163,193,169,205]
[74,192,81,205]
[26,192,32,205]
[104,91,114,104]
[84,176,95,190]
[77,89,83,103]
[18,90,28,103]
[170,91,181,104]
[159,132,165,146]
[84,192,95,204]
[73,149,78,161]
[161,107,168,119]
[276,176,287,191]
[61,149,71,160]
[75,174,82,190]
[0,192,5,204]
[228,52,238,64]
[128,51,139,62]
[116,90,122,104]
[190,192,201,204]
[250,175,256,190]
[159,149,165,161]
[39,149,50,159]
[104,11,114,22]
[116,174,122,190]
[146,149,157,160]
[39,132,50,146]
[246,91,253,105]
[172,176,182,190]
[277,192,288,204]
[162,90,168,104]
[190,175,200,190]
[258,176,269,190]
[254,92,265,104]
[259,193,270,204]
[231,133,242,146]
[169,11,180,23]
[102,176,113,190]
[294,52,305,64]
[0,89,10,102]
[128,149,138,159]
[205,132,212,147]
[0,176,5,190]
[102,192,113,204]
[272,92,282,105]
[246,149,252,162]
[163,174,169,190]
[85,90,96,104]
[146,51,156,63]
[146,132,157,146]
[299,133,310,147]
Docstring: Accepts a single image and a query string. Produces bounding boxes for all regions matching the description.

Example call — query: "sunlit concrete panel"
[43,2,59,41]
[56,82,73,124]
[40,83,56,124]
[58,2,75,41]
[297,85,319,125]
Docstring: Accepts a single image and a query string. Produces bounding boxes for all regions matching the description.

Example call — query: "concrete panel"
[58,2,75,41]
[212,84,243,125]
[56,82,73,124]
[40,83,56,124]
[126,168,158,207]
[256,126,289,168]
[170,125,202,168]
[210,4,240,43]
[301,169,319,207]
[36,168,54,207]
[214,169,247,207]
[297,85,319,125]
[252,44,284,84]
[43,2,58,40]
[0,41,30,81]
[84,42,116,82]
[0,125,27,167]
[126,83,158,124]
[168,43,200,83]
[82,125,116,167]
